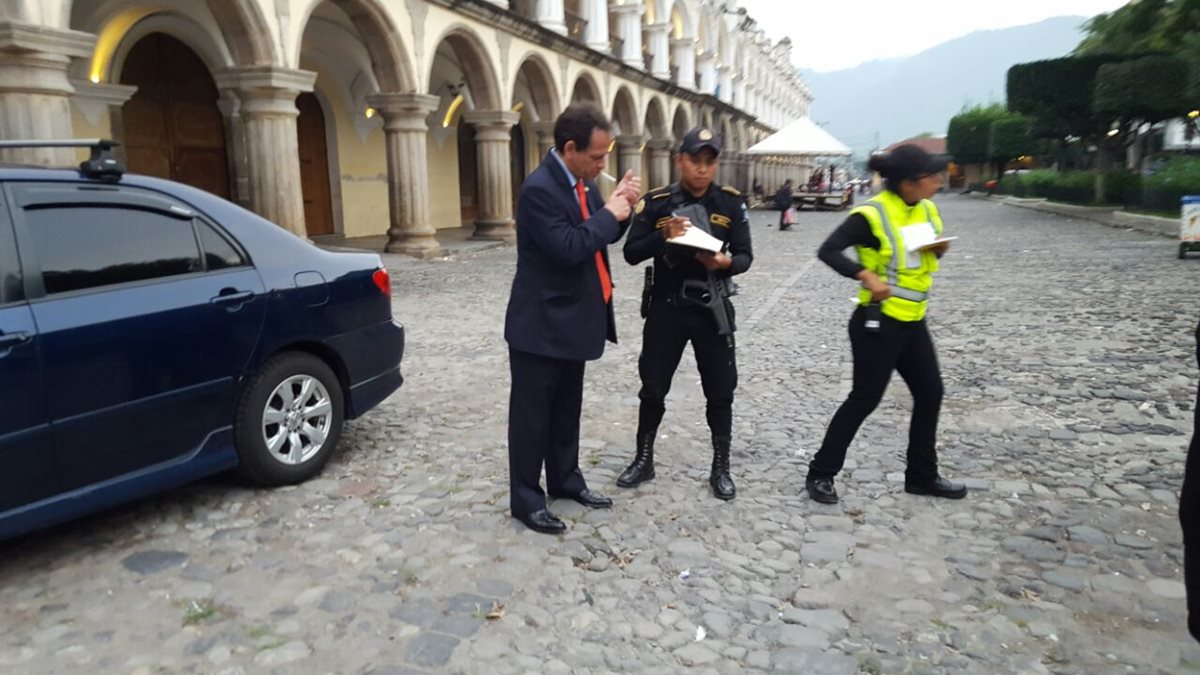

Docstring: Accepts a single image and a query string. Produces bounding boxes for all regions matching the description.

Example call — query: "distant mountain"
[801,16,1090,160]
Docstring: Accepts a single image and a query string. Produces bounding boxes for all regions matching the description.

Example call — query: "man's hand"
[856,269,891,301]
[696,251,733,271]
[604,188,632,220]
[615,169,641,205]
[663,216,690,239]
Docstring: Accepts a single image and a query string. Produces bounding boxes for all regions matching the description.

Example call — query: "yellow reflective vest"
[853,191,944,322]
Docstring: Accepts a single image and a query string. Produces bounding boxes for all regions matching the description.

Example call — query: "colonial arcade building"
[1,0,811,256]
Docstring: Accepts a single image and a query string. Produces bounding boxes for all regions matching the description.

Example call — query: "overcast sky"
[736,0,1132,72]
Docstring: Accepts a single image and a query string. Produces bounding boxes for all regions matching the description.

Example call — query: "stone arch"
[670,101,690,140]
[105,13,229,81]
[643,95,668,139]
[569,71,601,105]
[427,24,502,111]
[610,85,639,137]
[669,0,693,40]
[511,52,561,122]
[293,0,415,92]
[206,0,275,65]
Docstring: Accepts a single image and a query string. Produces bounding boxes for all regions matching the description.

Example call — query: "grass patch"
[183,601,216,626]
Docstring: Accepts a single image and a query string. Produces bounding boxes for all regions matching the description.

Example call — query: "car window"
[24,206,202,295]
[197,221,247,271]
[0,194,20,305]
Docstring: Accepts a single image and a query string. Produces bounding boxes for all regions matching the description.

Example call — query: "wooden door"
[295,93,335,236]
[457,119,478,225]
[120,33,230,199]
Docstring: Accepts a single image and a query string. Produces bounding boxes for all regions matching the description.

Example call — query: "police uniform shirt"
[623,183,754,294]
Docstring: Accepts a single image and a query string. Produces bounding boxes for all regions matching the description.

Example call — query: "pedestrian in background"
[804,144,967,505]
[1181,319,1200,641]
[503,103,640,534]
[774,179,794,230]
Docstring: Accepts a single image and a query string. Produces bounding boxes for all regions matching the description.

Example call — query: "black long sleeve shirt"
[624,184,753,294]
[817,213,878,279]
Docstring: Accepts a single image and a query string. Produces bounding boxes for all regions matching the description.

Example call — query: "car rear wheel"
[235,352,344,486]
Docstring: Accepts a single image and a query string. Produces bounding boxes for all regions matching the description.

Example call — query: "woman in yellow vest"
[805,144,966,504]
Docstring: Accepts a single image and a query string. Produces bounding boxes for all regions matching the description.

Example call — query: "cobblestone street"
[1,194,1197,674]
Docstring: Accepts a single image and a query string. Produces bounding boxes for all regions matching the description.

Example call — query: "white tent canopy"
[744,117,852,157]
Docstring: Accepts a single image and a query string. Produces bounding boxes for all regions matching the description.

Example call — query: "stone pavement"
[1,194,1197,674]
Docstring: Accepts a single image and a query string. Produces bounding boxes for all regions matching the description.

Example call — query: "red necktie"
[577,181,612,304]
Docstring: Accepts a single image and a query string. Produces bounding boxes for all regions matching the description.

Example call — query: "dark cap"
[680,127,722,156]
[869,144,948,182]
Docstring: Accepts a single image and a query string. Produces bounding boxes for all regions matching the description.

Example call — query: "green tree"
[947,103,1008,169]
[987,116,1033,179]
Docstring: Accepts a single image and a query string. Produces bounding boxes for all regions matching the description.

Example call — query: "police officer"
[806,144,966,505]
[617,128,753,500]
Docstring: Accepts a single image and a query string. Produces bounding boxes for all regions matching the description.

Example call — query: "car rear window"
[25,206,202,295]
[197,221,246,270]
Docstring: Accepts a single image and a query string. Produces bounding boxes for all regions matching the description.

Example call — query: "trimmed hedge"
[996,159,1200,212]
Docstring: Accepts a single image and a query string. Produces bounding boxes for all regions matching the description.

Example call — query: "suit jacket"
[504,151,631,361]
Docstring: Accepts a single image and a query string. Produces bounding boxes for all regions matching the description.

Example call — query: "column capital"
[646,138,673,152]
[608,1,643,15]
[0,22,94,58]
[464,109,521,130]
[644,22,670,36]
[671,37,696,49]
[215,66,316,95]
[615,133,643,149]
[367,92,438,132]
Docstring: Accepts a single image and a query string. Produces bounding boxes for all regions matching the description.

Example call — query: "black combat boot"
[617,433,656,488]
[709,435,736,500]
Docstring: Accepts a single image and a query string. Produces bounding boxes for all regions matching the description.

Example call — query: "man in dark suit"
[504,103,641,534]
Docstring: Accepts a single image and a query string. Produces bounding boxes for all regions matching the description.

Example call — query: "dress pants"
[808,306,944,482]
[508,348,589,518]
[1181,322,1200,640]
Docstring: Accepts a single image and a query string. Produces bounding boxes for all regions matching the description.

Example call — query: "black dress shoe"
[904,476,967,499]
[517,509,567,534]
[570,489,613,509]
[806,477,838,504]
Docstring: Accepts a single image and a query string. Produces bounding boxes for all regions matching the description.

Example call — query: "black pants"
[1181,322,1200,640]
[508,348,588,518]
[778,208,791,229]
[808,307,944,482]
[636,297,737,439]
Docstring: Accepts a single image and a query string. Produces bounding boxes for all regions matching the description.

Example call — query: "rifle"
[679,240,738,346]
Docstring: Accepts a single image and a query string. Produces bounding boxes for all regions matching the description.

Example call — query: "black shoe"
[904,476,967,499]
[569,489,613,509]
[517,509,567,534]
[709,435,736,500]
[806,477,838,504]
[617,433,655,488]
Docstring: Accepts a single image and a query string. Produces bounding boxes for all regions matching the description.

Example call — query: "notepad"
[666,225,724,254]
[901,221,957,252]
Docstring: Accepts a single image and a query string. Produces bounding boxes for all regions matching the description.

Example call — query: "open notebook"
[666,226,724,254]
[902,222,957,252]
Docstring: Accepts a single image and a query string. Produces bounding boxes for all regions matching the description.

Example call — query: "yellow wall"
[316,75,390,239]
[427,124,462,230]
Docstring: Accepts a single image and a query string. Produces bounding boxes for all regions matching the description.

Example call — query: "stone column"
[615,134,643,182]
[367,92,445,258]
[533,120,556,158]
[0,22,95,166]
[697,51,716,95]
[717,64,733,103]
[646,138,672,188]
[217,67,315,237]
[610,1,644,69]
[671,38,695,90]
[732,76,745,111]
[644,22,670,79]
[464,110,520,240]
[581,0,610,52]
[535,0,567,35]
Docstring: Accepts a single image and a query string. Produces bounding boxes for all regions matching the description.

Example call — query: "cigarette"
[599,171,616,182]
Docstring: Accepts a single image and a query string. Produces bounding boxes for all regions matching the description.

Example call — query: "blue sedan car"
[0,140,404,539]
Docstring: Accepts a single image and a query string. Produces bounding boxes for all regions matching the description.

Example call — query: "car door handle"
[0,331,31,353]
[210,289,255,306]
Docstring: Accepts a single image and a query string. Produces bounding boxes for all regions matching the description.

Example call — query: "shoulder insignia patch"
[710,213,732,229]
[649,191,671,200]
[655,215,673,229]
[635,198,645,215]
[720,185,742,196]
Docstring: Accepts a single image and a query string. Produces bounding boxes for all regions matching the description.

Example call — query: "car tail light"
[372,268,391,297]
